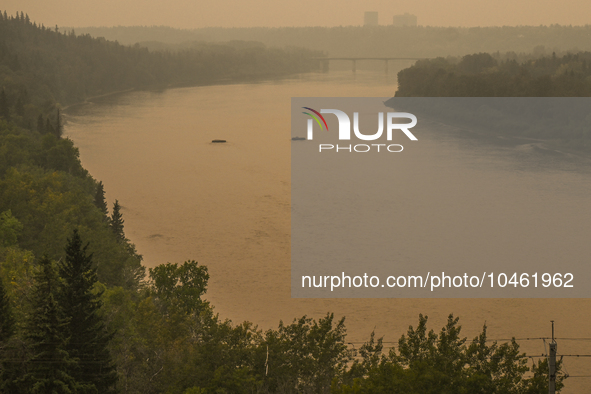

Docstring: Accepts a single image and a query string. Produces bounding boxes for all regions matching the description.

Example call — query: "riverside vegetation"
[394,52,591,151]
[0,11,569,393]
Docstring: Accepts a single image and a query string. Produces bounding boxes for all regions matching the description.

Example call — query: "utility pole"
[549,320,557,394]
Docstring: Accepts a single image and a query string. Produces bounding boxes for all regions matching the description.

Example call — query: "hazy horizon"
[4,0,591,29]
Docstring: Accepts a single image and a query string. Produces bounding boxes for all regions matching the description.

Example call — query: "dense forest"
[74,25,591,58]
[0,11,567,393]
[392,52,591,151]
[0,11,320,111]
[396,52,591,97]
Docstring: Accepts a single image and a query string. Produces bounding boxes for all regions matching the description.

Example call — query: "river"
[65,71,591,392]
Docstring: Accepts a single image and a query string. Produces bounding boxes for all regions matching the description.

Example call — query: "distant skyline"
[3,0,591,29]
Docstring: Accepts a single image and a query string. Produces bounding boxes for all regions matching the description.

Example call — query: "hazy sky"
[3,0,591,28]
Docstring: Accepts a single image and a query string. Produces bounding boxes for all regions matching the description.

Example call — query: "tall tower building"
[364,12,378,26]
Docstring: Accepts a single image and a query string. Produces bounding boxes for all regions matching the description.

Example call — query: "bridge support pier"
[384,59,389,74]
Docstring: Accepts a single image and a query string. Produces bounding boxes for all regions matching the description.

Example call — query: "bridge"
[313,57,429,73]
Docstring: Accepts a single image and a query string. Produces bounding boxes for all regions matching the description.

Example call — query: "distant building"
[392,13,417,27]
[364,12,379,26]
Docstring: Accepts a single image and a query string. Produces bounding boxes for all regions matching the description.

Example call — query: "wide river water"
[65,71,591,391]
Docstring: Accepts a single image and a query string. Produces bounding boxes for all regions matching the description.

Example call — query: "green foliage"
[23,255,79,393]
[261,313,350,393]
[59,229,118,393]
[0,167,144,288]
[0,89,8,121]
[525,358,566,393]
[101,260,260,394]
[54,109,62,139]
[393,51,591,151]
[94,181,109,218]
[36,115,43,134]
[0,11,316,295]
[183,388,206,394]
[110,200,125,243]
[148,260,209,314]
[0,210,22,247]
[0,13,320,123]
[0,276,14,342]
[0,272,25,394]
[334,314,568,394]
[0,247,35,325]
[396,51,591,97]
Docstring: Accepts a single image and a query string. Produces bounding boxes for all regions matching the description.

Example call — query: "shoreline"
[62,71,312,114]
[62,88,137,111]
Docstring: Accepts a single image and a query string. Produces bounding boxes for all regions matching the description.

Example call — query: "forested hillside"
[0,11,567,393]
[392,52,591,151]
[0,11,320,112]
[396,52,591,97]
[0,10,320,288]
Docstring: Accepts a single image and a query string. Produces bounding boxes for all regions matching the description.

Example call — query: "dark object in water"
[291,136,306,141]
[212,139,226,143]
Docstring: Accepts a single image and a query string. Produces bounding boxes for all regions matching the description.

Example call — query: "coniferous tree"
[45,118,54,136]
[0,277,21,393]
[94,181,109,218]
[0,89,9,120]
[59,230,118,393]
[24,256,79,394]
[110,200,125,242]
[0,277,14,344]
[55,108,62,138]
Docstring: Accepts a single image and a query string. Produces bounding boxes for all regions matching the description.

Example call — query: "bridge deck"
[313,57,428,61]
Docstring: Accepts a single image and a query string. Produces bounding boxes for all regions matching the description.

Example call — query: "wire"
[346,337,591,345]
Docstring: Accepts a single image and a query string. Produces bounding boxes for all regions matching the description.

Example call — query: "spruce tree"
[0,277,14,344]
[45,118,54,136]
[0,277,15,387]
[0,277,22,393]
[24,256,79,394]
[59,230,118,393]
[110,200,125,242]
[55,108,62,138]
[0,89,9,120]
[94,181,109,218]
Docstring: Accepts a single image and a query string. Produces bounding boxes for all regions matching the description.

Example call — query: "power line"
[346,337,591,345]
